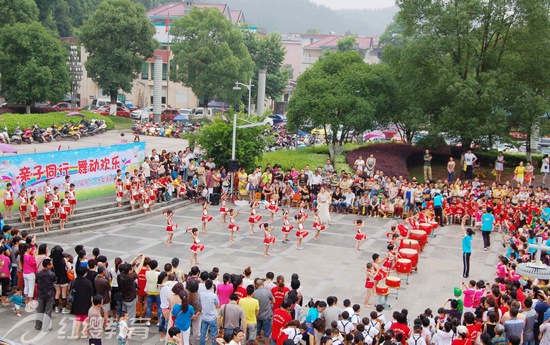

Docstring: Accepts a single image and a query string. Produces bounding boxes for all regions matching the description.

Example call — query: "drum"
[429,221,439,231]
[399,239,420,252]
[399,248,419,269]
[409,230,428,247]
[395,259,412,274]
[386,276,401,288]
[419,223,432,236]
[376,284,389,295]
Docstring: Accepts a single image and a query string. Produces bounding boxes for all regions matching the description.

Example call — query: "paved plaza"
[0,201,501,344]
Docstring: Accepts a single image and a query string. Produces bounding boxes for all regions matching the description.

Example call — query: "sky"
[310,0,396,9]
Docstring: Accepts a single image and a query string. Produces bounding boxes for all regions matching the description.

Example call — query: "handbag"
[67,281,76,303]
[66,269,75,281]
[217,304,227,339]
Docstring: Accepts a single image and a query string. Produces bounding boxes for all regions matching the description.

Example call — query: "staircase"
[5,196,193,238]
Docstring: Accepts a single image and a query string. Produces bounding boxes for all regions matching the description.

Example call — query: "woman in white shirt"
[432,320,454,345]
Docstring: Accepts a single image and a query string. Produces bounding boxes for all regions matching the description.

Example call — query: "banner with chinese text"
[0,143,145,204]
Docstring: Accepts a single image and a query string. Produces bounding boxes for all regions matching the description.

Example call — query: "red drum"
[395,259,412,274]
[376,284,389,295]
[409,230,428,247]
[419,223,432,236]
[399,239,420,252]
[386,276,401,288]
[429,221,439,231]
[374,270,388,282]
[399,248,419,269]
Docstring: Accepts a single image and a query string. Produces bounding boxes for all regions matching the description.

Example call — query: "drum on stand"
[399,239,420,252]
[409,230,428,248]
[419,223,432,236]
[399,248,419,270]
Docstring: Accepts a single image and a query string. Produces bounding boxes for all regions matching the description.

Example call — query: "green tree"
[0,0,39,28]
[242,30,292,108]
[0,22,70,113]
[287,51,376,160]
[337,36,356,52]
[194,113,269,172]
[171,7,254,108]
[79,0,156,112]
[393,0,542,149]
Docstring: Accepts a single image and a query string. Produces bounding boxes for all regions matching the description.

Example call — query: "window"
[141,62,149,80]
[162,63,167,81]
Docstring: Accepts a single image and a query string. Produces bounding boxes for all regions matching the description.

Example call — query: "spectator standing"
[199,279,219,345]
[423,150,432,181]
[94,266,112,331]
[118,254,145,324]
[71,266,94,339]
[464,150,477,180]
[239,285,259,340]
[447,157,456,183]
[253,278,274,345]
[481,208,495,251]
[87,295,105,345]
[219,294,247,339]
[35,258,56,331]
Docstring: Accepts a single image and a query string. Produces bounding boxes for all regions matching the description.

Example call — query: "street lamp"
[68,46,82,111]
[232,78,253,115]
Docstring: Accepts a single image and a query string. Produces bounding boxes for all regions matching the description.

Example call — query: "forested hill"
[211,0,399,35]
[19,0,397,37]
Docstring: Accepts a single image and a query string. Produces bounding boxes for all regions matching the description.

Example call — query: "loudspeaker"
[227,159,239,172]
[210,193,221,206]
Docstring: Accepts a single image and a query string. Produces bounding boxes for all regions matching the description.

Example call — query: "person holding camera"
[117,253,146,324]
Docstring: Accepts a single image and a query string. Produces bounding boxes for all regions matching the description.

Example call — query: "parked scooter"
[0,125,9,143]
[32,124,45,143]
[22,126,34,144]
[51,124,62,141]
[60,123,81,141]
[11,126,23,144]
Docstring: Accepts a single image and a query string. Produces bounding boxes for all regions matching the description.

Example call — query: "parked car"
[160,109,181,122]
[130,104,172,120]
[52,102,76,111]
[269,114,287,124]
[94,106,130,118]
[188,108,214,120]
[90,98,125,110]
[179,108,192,116]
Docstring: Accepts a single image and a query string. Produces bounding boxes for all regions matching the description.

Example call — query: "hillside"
[214,0,398,35]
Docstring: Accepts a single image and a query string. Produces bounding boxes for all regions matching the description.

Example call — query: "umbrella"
[66,111,85,118]
[0,143,17,154]
[363,130,385,140]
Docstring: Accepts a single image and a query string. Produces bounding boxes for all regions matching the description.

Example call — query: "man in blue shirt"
[433,193,444,227]
[481,208,495,250]
[461,218,475,278]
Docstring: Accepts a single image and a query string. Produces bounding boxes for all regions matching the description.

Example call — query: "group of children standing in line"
[2,177,77,233]
[162,193,370,263]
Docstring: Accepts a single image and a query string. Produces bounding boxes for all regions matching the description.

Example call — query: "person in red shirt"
[463,312,481,345]
[136,257,151,318]
[272,275,290,310]
[390,312,410,345]
[271,301,293,345]
[233,275,247,301]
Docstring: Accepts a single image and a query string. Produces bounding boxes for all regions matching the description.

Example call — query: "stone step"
[34,199,193,237]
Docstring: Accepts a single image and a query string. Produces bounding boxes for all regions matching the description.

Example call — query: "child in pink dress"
[355,219,366,252]
[281,210,294,243]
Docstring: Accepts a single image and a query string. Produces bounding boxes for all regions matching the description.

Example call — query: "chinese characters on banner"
[0,143,145,199]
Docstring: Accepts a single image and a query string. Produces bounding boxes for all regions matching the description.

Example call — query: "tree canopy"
[170,7,254,107]
[287,51,377,160]
[242,30,292,109]
[79,0,156,108]
[0,0,39,28]
[0,22,70,113]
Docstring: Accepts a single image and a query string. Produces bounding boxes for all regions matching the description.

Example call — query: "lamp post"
[68,46,82,111]
[233,78,253,115]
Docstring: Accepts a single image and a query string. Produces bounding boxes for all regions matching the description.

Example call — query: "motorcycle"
[96,119,106,134]
[51,124,63,141]
[43,127,53,142]
[60,123,80,141]
[32,124,45,143]
[11,126,23,144]
[22,126,33,144]
[0,125,9,143]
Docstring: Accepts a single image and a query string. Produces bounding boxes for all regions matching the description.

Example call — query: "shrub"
[0,111,115,132]
[346,143,421,178]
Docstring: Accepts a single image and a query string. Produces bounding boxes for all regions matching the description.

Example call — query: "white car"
[130,104,172,120]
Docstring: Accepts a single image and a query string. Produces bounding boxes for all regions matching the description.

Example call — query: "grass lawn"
[258,143,363,173]
[109,116,135,130]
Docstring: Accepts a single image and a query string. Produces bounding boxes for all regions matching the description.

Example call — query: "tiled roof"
[230,10,243,24]
[146,49,170,63]
[305,35,374,50]
[147,2,228,17]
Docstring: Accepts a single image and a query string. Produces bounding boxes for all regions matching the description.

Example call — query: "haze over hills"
[205,0,399,35]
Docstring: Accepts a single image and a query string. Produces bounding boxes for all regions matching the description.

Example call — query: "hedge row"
[0,111,115,132]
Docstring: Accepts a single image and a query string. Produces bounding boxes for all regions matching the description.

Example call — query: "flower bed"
[346,143,423,178]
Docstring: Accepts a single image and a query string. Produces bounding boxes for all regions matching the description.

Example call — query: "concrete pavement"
[0,203,502,344]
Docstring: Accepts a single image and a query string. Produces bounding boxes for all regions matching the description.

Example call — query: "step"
[34,199,193,238]
[9,197,190,233]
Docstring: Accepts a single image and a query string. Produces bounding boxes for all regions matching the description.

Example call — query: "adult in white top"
[463,149,477,179]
